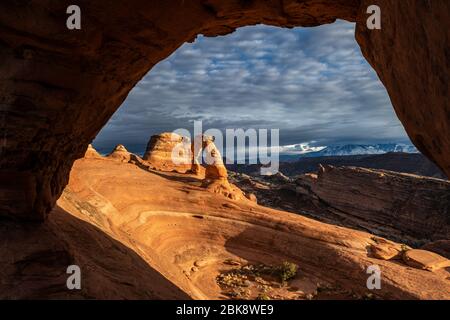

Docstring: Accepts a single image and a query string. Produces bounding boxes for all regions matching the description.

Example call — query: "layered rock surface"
[143,133,192,173]
[191,135,247,201]
[201,136,228,180]
[0,1,449,220]
[402,249,450,272]
[230,165,450,246]
[2,156,449,299]
[107,144,132,163]
[304,166,450,244]
[356,0,450,177]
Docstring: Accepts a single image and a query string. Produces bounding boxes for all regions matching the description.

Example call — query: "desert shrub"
[276,261,298,282]
[256,293,271,300]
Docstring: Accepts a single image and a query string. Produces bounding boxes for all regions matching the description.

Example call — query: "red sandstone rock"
[245,193,258,203]
[52,158,450,299]
[0,1,448,221]
[107,145,131,163]
[402,249,450,272]
[191,134,245,200]
[201,136,228,180]
[203,179,246,201]
[356,0,450,177]
[233,165,450,246]
[298,165,450,244]
[84,144,102,159]
[143,132,192,173]
[1,154,449,299]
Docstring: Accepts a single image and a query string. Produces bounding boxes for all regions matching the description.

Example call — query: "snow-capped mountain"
[278,143,326,155]
[299,143,418,157]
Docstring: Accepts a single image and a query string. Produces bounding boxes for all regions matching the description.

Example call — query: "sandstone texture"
[402,249,450,272]
[298,165,450,245]
[200,135,228,181]
[228,153,446,179]
[2,156,449,299]
[369,237,406,261]
[231,165,450,246]
[192,135,246,201]
[84,144,102,159]
[356,0,450,178]
[1,0,449,301]
[421,240,450,260]
[107,144,132,163]
[0,1,449,220]
[143,132,192,173]
[203,179,247,201]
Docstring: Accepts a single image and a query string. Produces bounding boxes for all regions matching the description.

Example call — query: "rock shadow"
[223,224,419,300]
[0,206,190,299]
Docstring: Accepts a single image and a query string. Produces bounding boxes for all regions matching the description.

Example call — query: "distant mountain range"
[96,142,419,162]
[297,143,418,158]
[227,152,446,180]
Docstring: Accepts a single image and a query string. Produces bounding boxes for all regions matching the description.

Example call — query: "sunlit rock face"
[84,144,102,159]
[0,0,449,220]
[196,135,247,201]
[143,133,192,173]
[107,145,132,163]
[192,135,228,181]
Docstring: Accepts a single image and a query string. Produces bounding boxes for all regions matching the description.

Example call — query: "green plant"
[256,293,271,300]
[276,261,298,282]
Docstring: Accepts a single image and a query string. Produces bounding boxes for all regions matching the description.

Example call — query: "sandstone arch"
[0,0,448,220]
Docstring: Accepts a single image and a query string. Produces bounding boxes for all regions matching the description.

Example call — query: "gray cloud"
[94,20,410,154]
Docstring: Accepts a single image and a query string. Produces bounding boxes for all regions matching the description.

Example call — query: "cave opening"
[1,0,449,300]
[85,21,447,246]
[57,21,450,300]
[94,21,412,165]
[0,0,448,224]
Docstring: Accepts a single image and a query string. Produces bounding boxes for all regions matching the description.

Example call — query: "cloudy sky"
[94,20,410,154]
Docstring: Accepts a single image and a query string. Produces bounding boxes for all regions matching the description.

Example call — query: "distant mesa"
[84,144,102,159]
[143,132,192,173]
